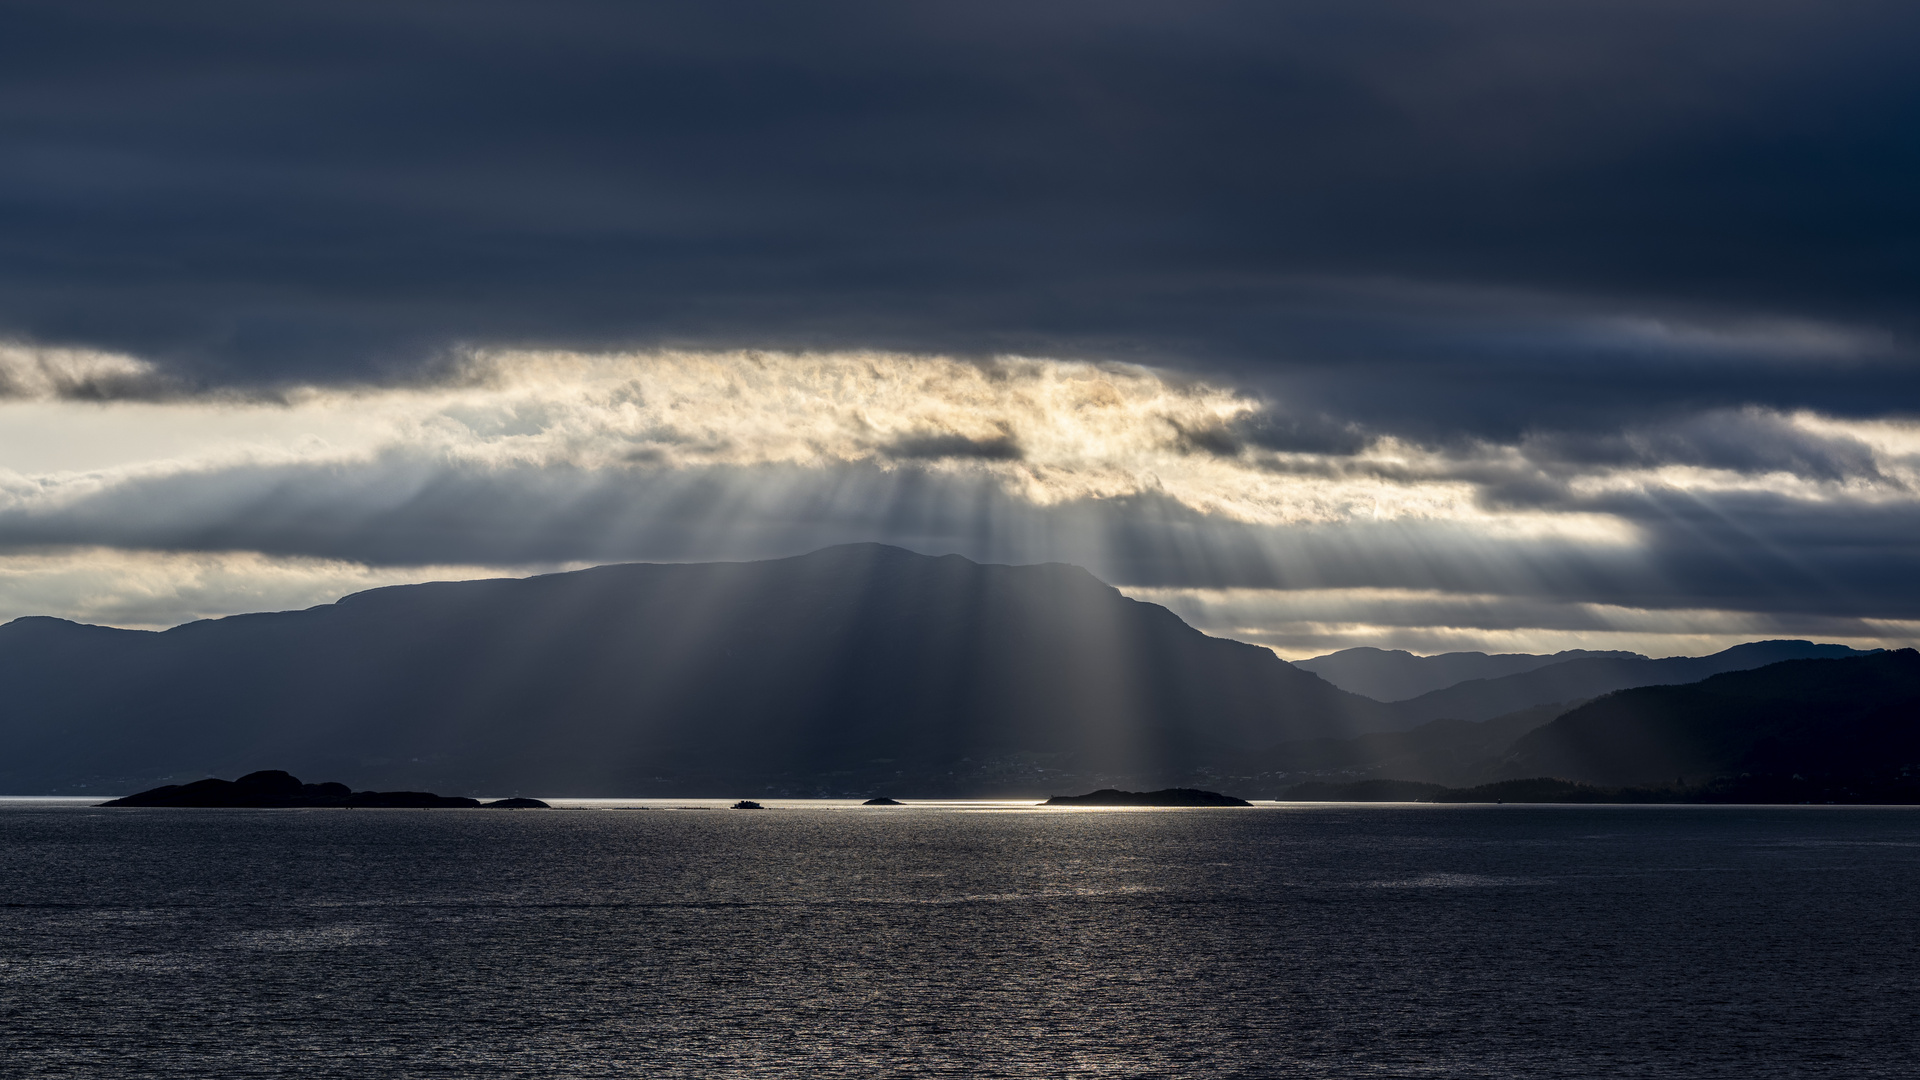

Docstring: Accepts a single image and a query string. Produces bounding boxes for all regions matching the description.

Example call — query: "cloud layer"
[2,1,1916,436]
[3,4,1917,654]
[0,349,1914,654]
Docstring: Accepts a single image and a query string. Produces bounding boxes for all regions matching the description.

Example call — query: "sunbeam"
[0,348,1915,655]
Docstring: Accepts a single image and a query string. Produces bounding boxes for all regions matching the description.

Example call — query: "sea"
[2,800,1916,1078]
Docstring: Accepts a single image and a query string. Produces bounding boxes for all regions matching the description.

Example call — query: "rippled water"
[4,801,1917,1077]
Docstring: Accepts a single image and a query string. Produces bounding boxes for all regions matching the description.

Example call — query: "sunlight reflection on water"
[3,803,1917,1077]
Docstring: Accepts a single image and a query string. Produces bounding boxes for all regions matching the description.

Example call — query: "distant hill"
[1251,702,1574,787]
[1292,647,1642,701]
[1244,651,1913,795]
[1268,651,1920,802]
[0,544,1390,797]
[1381,640,1878,725]
[1493,650,1920,787]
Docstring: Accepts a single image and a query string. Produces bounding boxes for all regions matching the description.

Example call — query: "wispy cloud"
[0,343,177,401]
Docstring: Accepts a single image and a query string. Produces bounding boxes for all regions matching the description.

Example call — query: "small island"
[98,770,549,808]
[731,800,765,809]
[1043,788,1252,807]
[862,797,903,805]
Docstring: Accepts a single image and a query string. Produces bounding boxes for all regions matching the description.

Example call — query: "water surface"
[3,802,1916,1077]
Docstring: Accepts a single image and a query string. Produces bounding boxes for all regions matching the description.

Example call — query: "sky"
[2,0,1918,658]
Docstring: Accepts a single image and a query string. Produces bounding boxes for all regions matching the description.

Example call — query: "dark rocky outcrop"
[1044,787,1250,806]
[98,770,507,808]
[731,800,764,809]
[481,797,551,808]
[862,797,903,805]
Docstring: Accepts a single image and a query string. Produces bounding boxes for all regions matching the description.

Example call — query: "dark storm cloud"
[3,0,1918,434]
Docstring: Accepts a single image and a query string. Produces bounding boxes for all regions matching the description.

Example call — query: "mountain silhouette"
[1380,640,1877,725]
[1262,653,1920,799]
[1493,650,1920,787]
[1292,647,1642,702]
[0,544,1389,796]
[1252,702,1573,787]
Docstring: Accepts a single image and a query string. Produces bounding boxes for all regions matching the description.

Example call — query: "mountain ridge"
[1270,651,1920,798]
[1496,650,1920,786]
[1378,640,1878,725]
[0,544,1388,796]
[1,545,1899,798]
[1292,646,1644,702]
